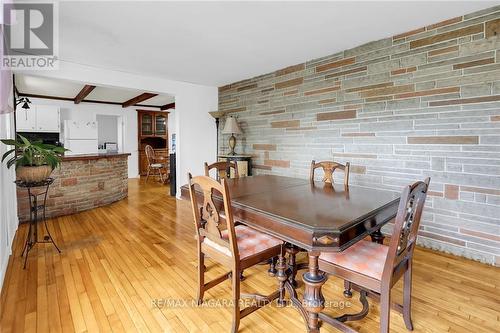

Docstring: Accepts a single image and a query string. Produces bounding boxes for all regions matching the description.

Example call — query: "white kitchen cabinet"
[15,105,60,133]
[35,105,60,132]
[15,108,36,131]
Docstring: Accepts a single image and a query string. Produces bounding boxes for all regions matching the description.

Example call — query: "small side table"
[15,177,61,269]
[218,154,252,177]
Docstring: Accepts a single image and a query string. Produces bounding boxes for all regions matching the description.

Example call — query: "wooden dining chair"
[188,174,283,333]
[310,160,350,186]
[204,161,239,180]
[283,160,353,288]
[145,145,167,183]
[282,160,353,288]
[318,178,430,333]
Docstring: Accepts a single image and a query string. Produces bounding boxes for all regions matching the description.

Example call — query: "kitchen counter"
[16,153,131,222]
[62,152,131,161]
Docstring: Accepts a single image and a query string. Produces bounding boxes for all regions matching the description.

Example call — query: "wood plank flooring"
[1,179,499,332]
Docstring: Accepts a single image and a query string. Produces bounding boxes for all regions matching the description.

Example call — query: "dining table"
[180,174,400,332]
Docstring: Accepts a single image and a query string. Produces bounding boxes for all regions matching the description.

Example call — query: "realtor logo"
[2,1,58,69]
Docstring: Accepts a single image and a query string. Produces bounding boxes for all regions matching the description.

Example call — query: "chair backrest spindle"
[383,177,430,283]
[145,145,156,165]
[188,174,239,259]
[204,161,239,181]
[310,160,350,186]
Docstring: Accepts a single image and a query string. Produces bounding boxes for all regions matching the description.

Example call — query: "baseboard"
[0,248,10,291]
[0,216,19,305]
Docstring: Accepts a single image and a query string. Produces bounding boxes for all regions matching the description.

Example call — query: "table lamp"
[222,116,242,155]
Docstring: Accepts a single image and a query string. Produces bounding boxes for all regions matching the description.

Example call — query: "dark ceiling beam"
[19,93,74,102]
[82,99,122,106]
[161,102,175,111]
[18,92,163,109]
[122,92,157,108]
[135,103,163,108]
[74,85,96,104]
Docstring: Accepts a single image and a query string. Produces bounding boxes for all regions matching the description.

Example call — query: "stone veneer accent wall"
[218,6,500,266]
[16,155,129,222]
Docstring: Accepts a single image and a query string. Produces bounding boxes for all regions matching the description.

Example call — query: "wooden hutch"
[137,110,169,176]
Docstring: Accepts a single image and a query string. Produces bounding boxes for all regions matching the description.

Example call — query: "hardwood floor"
[1,179,499,333]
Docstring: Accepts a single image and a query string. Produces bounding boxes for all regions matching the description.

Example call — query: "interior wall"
[0,112,18,291]
[167,109,176,152]
[218,6,500,266]
[17,61,218,196]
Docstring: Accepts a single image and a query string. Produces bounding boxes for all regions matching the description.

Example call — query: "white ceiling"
[16,75,82,98]
[56,1,498,86]
[16,75,175,106]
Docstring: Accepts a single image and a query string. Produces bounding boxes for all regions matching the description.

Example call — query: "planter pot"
[16,165,53,183]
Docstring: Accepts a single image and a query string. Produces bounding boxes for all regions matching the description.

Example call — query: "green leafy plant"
[1,134,68,170]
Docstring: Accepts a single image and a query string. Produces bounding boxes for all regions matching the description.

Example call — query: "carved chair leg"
[380,289,391,333]
[343,280,353,298]
[403,262,414,331]
[268,256,277,277]
[286,245,300,288]
[145,167,151,183]
[197,251,205,305]
[158,168,164,183]
[231,268,241,333]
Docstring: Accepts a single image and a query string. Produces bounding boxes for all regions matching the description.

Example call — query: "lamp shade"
[222,116,242,134]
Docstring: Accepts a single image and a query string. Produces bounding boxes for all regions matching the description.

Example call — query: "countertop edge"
[61,153,132,162]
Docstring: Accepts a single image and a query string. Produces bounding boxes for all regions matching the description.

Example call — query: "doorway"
[96,114,123,153]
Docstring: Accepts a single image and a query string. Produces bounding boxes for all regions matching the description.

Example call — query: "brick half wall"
[16,155,129,222]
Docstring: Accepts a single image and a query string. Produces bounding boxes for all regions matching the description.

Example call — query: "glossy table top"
[230,177,399,232]
[183,175,399,233]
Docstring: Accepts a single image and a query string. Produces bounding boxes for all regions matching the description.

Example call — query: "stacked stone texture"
[218,6,500,266]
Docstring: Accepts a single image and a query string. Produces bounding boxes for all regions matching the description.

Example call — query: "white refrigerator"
[63,120,98,155]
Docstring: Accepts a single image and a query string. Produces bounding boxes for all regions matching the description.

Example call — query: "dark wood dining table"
[181,175,400,332]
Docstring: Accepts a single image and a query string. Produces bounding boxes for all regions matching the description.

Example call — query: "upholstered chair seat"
[319,240,389,280]
[204,225,282,259]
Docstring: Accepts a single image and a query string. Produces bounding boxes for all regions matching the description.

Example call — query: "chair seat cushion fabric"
[319,240,389,280]
[204,225,281,258]
[151,163,164,168]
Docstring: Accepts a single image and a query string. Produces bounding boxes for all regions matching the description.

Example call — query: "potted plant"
[1,134,68,183]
